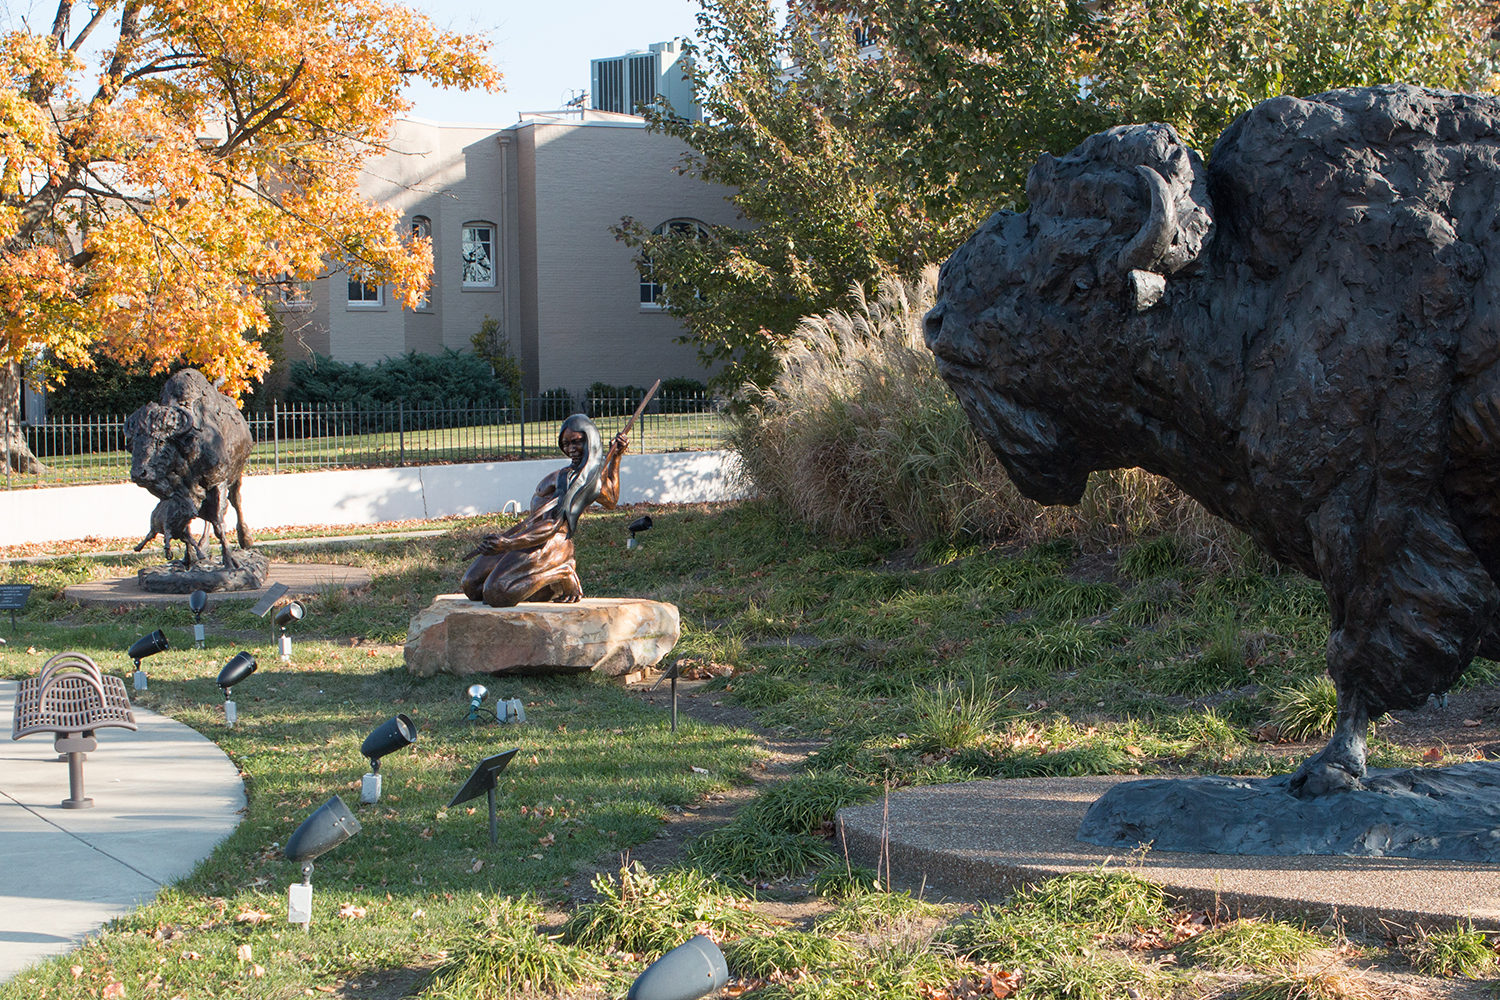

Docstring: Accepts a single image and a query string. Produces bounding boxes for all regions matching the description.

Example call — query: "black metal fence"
[2,391,729,490]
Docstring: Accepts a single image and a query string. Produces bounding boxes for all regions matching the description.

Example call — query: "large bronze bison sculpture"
[925,85,1500,797]
[124,368,252,568]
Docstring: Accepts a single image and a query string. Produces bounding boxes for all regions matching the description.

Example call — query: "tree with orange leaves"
[0,0,501,472]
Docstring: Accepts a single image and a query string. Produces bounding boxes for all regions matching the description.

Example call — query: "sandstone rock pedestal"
[404,595,680,678]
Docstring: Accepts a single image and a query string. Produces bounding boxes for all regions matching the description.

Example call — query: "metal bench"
[11,652,137,809]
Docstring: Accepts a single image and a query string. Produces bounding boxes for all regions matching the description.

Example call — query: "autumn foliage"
[0,0,500,402]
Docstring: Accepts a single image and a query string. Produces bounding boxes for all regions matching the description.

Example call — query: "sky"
[398,0,705,124]
[0,0,707,125]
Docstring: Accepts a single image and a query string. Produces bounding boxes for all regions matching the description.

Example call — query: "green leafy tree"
[470,314,524,399]
[626,0,1493,389]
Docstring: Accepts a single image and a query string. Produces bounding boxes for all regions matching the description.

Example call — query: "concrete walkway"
[0,680,245,983]
[838,775,1500,934]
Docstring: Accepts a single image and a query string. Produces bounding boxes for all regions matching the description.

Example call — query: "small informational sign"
[0,584,31,632]
[249,583,290,618]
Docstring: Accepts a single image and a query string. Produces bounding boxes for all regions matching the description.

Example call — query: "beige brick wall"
[282,114,737,400]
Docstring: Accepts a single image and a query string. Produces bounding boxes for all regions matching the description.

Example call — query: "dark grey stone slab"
[136,548,269,593]
[1078,762,1500,862]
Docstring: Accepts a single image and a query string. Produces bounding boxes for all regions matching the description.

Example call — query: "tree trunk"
[1,361,46,474]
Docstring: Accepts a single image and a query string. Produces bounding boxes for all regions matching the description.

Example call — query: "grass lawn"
[1,501,1496,999]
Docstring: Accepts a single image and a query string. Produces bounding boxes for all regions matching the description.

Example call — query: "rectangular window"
[347,279,382,307]
[462,225,495,287]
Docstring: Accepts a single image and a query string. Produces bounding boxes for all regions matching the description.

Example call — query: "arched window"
[640,218,709,308]
[462,221,496,288]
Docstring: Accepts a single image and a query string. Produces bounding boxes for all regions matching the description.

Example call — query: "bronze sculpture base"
[1077,762,1500,862]
[136,549,269,593]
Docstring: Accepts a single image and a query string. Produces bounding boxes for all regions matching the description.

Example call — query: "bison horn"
[1116,165,1177,274]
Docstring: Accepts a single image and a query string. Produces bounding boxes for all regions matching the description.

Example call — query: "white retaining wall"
[0,450,749,547]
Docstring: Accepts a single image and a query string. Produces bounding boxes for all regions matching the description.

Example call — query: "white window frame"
[347,277,384,309]
[272,272,312,310]
[641,218,709,311]
[462,222,496,289]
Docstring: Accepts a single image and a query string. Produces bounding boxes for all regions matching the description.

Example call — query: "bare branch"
[68,5,111,53]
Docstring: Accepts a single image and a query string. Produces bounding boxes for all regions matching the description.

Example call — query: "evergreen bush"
[286,349,508,408]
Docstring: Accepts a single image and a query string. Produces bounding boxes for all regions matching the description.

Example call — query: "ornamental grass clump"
[427,896,604,999]
[1400,924,1498,977]
[560,863,761,961]
[734,271,1243,554]
[1175,918,1325,971]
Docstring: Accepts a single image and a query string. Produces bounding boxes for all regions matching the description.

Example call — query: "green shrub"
[428,896,603,999]
[470,314,523,397]
[561,863,759,960]
[534,386,574,420]
[585,381,650,417]
[287,349,507,407]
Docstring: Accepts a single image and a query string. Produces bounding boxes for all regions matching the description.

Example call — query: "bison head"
[924,123,1214,506]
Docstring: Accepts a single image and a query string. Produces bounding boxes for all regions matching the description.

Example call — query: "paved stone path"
[0,680,245,983]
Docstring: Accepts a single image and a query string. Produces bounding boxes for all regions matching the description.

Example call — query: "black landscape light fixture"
[448,749,518,844]
[273,601,305,660]
[217,651,257,727]
[627,514,654,550]
[627,934,729,1000]
[189,590,208,648]
[360,714,417,804]
[127,629,169,691]
[466,683,488,721]
[284,794,362,926]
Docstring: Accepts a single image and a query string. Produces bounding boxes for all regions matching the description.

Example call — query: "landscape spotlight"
[466,683,488,721]
[127,629,169,691]
[360,714,417,803]
[627,934,728,1000]
[217,651,257,727]
[189,590,208,648]
[627,514,654,550]
[497,697,527,725]
[273,601,305,661]
[284,795,362,926]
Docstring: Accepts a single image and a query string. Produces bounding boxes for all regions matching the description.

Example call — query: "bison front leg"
[1287,684,1370,797]
[1293,497,1498,797]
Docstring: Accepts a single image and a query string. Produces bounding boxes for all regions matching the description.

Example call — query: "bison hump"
[1209,85,1500,282]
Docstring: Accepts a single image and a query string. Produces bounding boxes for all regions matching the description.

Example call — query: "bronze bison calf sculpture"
[926,85,1500,797]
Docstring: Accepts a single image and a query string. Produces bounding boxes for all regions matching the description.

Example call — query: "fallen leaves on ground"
[235,909,273,925]
[337,903,367,919]
[1129,910,1215,949]
[922,966,1023,1000]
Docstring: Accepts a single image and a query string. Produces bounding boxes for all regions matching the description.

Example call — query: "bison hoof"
[1287,758,1364,798]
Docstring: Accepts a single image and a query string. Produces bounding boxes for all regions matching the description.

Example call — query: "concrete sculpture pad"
[64,561,371,607]
[404,594,680,678]
[837,775,1500,932]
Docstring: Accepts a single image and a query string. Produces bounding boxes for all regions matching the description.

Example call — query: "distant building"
[590,40,699,120]
[280,42,735,398]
